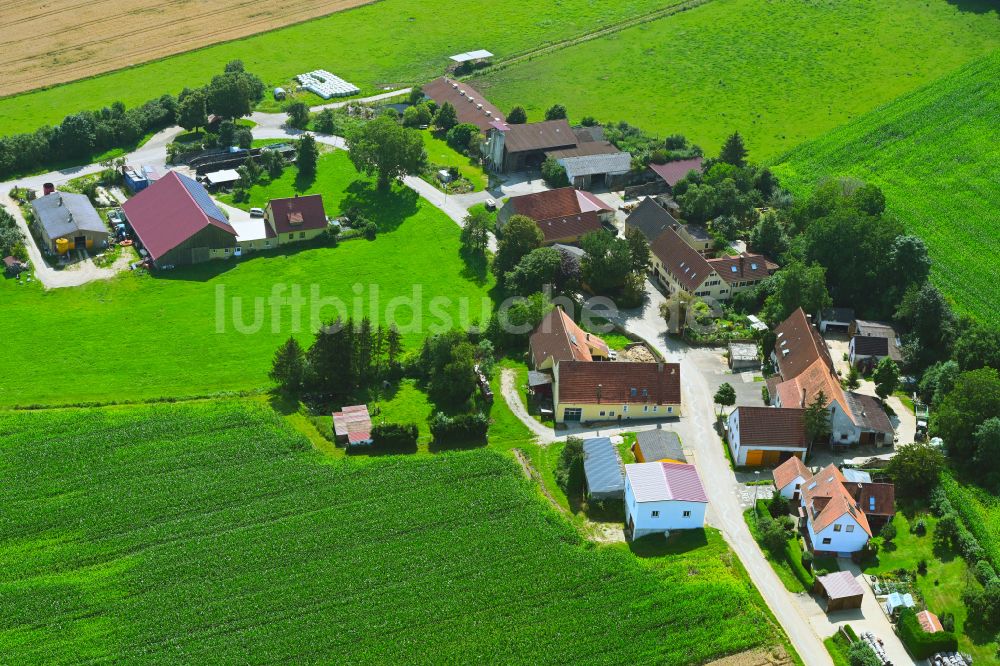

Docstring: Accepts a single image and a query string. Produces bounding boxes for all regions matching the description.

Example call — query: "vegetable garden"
[0,401,785,663]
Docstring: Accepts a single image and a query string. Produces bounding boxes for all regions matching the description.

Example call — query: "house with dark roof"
[582,437,625,500]
[848,319,902,368]
[647,157,703,191]
[498,187,613,245]
[122,171,237,266]
[529,307,609,370]
[485,119,580,173]
[818,307,855,333]
[553,360,680,424]
[632,427,686,463]
[265,194,328,245]
[771,308,894,447]
[624,197,678,243]
[726,406,808,466]
[422,77,504,132]
[624,461,707,538]
[30,192,109,254]
[649,226,776,301]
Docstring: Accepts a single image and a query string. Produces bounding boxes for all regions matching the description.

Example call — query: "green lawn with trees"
[475,0,1000,158]
[0,0,679,137]
[0,162,494,407]
[0,401,788,663]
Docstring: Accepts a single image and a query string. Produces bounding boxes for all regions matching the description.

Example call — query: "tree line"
[0,61,264,180]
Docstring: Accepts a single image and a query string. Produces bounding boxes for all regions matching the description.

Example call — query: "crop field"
[475,0,1000,158]
[0,158,495,407]
[0,0,677,136]
[0,401,785,663]
[0,0,372,97]
[942,473,1000,570]
[774,51,1000,323]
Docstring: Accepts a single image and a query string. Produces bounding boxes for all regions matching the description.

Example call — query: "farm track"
[472,0,716,75]
[0,0,373,96]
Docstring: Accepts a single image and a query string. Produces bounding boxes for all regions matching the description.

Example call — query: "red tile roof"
[557,361,680,406]
[917,610,943,634]
[422,77,503,131]
[505,187,610,243]
[773,307,835,380]
[267,194,327,234]
[648,157,704,187]
[707,253,779,284]
[802,464,872,536]
[773,456,811,491]
[735,406,807,447]
[649,226,714,291]
[529,307,609,367]
[775,357,850,415]
[122,171,235,262]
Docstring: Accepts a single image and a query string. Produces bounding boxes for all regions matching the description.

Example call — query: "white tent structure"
[449,49,493,63]
[295,70,359,99]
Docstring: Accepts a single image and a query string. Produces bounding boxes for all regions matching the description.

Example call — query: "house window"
[224,248,230,254]
[651,511,660,518]
[822,538,832,545]
[653,406,658,412]
[834,524,842,532]
[667,407,673,413]
[299,232,306,239]
[623,405,628,413]
[288,233,294,240]
[643,405,648,413]
[683,510,691,518]
[630,388,637,397]
[840,434,848,440]
[846,525,855,533]
[264,241,271,248]
[599,411,606,417]
[609,411,615,417]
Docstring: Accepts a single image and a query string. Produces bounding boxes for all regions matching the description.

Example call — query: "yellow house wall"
[554,401,681,423]
[278,227,325,246]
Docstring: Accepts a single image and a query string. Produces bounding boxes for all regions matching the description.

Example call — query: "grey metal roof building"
[633,428,686,463]
[582,437,625,500]
[30,192,109,252]
[557,151,632,183]
[31,192,106,239]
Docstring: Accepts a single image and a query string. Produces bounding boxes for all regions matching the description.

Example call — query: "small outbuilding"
[814,571,864,612]
[29,191,109,254]
[728,342,760,371]
[917,610,944,634]
[818,307,855,333]
[632,427,686,463]
[582,437,625,501]
[203,169,241,189]
[885,592,916,617]
[333,405,373,447]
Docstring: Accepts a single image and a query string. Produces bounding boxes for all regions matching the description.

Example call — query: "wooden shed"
[814,571,864,612]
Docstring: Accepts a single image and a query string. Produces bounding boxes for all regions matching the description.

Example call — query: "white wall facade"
[778,476,806,500]
[805,512,869,554]
[727,410,808,465]
[624,480,706,539]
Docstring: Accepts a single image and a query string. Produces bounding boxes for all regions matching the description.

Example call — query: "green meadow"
[475,0,1000,158]
[774,51,1000,324]
[0,157,494,407]
[0,401,786,664]
[0,0,677,136]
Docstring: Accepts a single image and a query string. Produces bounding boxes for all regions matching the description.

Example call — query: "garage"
[744,449,782,466]
[563,408,582,422]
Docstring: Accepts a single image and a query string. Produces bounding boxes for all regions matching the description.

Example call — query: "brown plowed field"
[0,0,371,96]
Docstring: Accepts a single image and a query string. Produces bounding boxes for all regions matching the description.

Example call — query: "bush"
[897,607,958,659]
[940,612,955,633]
[541,157,569,188]
[930,485,953,516]
[768,493,790,518]
[555,438,584,495]
[758,515,789,554]
[913,519,927,536]
[429,412,489,445]
[761,385,770,405]
[975,560,998,585]
[371,422,418,453]
[881,521,897,542]
[848,641,881,666]
[362,220,377,240]
[917,559,928,576]
[801,550,814,571]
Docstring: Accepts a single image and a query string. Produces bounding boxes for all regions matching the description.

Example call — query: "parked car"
[249,207,264,218]
[484,199,496,211]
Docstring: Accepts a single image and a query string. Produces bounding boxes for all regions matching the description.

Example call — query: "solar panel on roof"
[179,173,226,223]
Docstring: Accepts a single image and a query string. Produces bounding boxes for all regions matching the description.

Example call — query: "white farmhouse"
[624,462,708,539]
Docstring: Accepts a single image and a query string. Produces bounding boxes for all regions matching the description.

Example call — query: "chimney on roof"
[596,384,602,404]
[800,387,806,408]
[739,254,745,276]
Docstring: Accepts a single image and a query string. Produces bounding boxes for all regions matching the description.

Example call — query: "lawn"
[862,509,996,663]
[418,130,489,191]
[774,50,1000,324]
[0,0,678,136]
[474,0,1000,158]
[0,160,495,408]
[744,501,839,594]
[0,400,787,663]
[218,149,359,214]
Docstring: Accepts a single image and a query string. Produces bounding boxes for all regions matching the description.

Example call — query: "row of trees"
[175,61,265,134]
[0,207,26,260]
[269,317,404,398]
